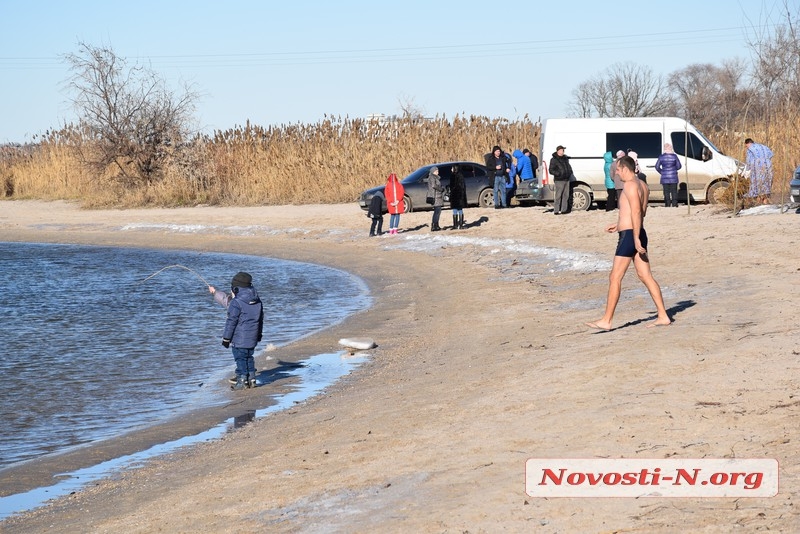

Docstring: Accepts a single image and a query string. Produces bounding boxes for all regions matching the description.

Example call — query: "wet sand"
[1,200,799,532]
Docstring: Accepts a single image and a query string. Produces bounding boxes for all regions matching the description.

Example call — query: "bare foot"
[646,318,672,328]
[586,321,611,331]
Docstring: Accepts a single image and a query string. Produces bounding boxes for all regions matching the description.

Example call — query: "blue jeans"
[389,213,400,229]
[493,176,507,207]
[231,347,256,379]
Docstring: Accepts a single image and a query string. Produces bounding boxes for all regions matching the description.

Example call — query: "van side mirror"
[702,147,712,161]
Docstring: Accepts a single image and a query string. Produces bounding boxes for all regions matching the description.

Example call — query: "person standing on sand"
[367,189,384,237]
[586,156,671,330]
[426,166,444,231]
[449,164,468,229]
[549,145,573,215]
[385,173,405,235]
[655,143,682,208]
[744,137,774,205]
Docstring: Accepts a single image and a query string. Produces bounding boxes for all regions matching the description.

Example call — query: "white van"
[533,117,743,210]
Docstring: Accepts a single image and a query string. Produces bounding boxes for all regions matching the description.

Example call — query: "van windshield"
[694,130,725,155]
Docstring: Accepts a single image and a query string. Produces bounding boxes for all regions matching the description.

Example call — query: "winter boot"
[231,376,248,391]
[452,214,459,230]
[458,213,465,229]
[248,374,257,388]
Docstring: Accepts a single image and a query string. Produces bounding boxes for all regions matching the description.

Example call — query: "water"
[0,242,370,472]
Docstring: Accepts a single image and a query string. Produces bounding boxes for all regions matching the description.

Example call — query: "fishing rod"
[139,264,211,288]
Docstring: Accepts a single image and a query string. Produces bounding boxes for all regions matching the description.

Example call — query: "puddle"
[0,351,368,521]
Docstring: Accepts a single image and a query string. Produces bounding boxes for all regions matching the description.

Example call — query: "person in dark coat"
[449,164,468,229]
[426,166,445,231]
[209,272,264,390]
[367,190,385,236]
[487,145,510,208]
[655,143,682,207]
[549,145,574,214]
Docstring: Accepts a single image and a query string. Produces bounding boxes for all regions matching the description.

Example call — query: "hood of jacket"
[513,149,523,159]
[233,285,260,305]
[604,151,613,163]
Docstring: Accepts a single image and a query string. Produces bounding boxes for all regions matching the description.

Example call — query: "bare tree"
[568,62,673,117]
[667,59,751,130]
[65,42,198,185]
[745,1,800,111]
[397,93,427,120]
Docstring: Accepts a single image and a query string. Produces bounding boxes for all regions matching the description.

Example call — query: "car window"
[402,167,429,184]
[467,164,487,178]
[670,132,707,161]
[606,132,662,158]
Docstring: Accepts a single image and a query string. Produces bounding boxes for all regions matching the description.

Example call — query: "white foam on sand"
[389,233,612,273]
[119,221,611,274]
[120,223,310,236]
[737,204,792,216]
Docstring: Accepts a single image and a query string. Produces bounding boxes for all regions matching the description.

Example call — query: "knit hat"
[664,143,674,153]
[231,272,252,288]
[430,166,439,174]
[615,150,625,158]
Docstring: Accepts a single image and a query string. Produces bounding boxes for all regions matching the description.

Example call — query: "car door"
[437,165,453,204]
[461,162,488,205]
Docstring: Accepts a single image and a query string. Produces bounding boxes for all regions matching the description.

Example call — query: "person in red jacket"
[385,173,405,235]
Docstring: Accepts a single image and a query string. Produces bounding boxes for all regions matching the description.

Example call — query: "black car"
[358,161,494,213]
[791,165,800,204]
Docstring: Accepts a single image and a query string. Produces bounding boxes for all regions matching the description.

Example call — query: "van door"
[669,131,718,202]
[606,131,663,200]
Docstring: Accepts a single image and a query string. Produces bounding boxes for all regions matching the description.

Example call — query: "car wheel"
[478,188,494,208]
[706,180,729,204]
[403,195,413,213]
[572,187,592,211]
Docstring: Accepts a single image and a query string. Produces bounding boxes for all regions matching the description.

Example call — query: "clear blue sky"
[0,0,781,143]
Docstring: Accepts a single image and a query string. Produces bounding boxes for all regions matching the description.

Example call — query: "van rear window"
[606,132,661,158]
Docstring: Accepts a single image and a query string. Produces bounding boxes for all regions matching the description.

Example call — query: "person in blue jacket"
[505,152,517,206]
[209,272,264,390]
[513,149,534,184]
[655,143,682,207]
[603,151,616,211]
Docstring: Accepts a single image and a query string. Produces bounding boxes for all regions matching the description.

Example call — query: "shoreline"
[1,200,799,532]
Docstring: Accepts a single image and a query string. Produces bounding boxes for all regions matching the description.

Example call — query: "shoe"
[228,376,238,384]
[248,377,257,388]
[231,377,248,390]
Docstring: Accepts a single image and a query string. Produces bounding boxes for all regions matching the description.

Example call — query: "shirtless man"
[587,155,671,330]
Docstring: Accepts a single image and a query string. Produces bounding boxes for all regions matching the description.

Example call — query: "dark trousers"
[554,180,570,213]
[431,206,442,228]
[605,188,617,211]
[369,216,383,235]
[662,183,678,207]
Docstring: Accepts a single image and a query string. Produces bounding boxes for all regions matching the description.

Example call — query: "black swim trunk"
[615,228,648,258]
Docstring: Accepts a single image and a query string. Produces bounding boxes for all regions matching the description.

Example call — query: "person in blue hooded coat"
[209,272,264,390]
[513,149,534,183]
[603,151,616,211]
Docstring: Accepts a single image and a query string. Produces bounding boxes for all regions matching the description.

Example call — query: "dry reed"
[2,111,797,210]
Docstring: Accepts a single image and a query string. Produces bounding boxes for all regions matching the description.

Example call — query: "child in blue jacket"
[209,272,264,390]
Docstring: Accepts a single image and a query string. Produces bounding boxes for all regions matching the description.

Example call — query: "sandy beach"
[1,199,799,532]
